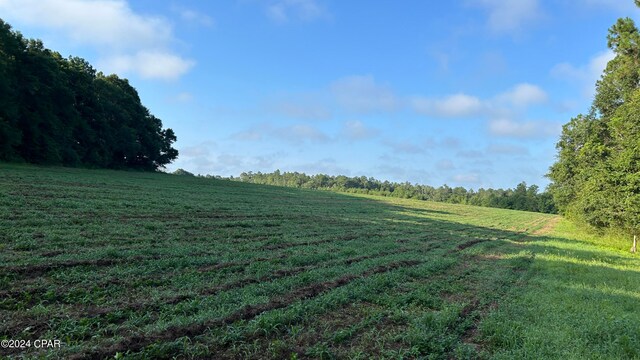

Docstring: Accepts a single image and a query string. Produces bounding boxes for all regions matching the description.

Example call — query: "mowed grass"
[0,164,638,359]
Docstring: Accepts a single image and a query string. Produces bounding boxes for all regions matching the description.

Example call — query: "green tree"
[0,20,23,161]
[548,1,640,250]
[0,18,178,170]
[173,168,195,176]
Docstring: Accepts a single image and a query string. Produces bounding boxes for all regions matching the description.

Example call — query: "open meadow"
[1,164,639,359]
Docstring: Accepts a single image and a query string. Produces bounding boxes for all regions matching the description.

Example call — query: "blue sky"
[1,0,638,188]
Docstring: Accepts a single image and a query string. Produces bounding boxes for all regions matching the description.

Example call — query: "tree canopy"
[0,19,178,171]
[548,1,640,237]
[232,170,556,214]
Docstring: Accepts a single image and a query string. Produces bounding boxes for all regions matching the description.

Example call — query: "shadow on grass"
[347,194,640,358]
[477,249,640,359]
[1,166,639,359]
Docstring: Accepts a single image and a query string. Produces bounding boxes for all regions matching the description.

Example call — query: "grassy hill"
[1,164,638,359]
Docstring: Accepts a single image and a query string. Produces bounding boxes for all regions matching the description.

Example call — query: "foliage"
[172,168,195,176]
[0,19,177,170]
[548,2,640,236]
[233,170,557,214]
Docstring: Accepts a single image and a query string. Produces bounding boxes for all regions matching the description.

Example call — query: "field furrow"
[6,164,634,359]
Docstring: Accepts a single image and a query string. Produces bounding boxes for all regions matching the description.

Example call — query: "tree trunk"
[632,234,637,253]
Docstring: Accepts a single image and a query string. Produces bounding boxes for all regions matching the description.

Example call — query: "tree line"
[0,19,178,171]
[548,0,640,248]
[224,170,556,214]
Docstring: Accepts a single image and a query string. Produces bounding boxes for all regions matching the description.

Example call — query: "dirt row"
[76,260,423,359]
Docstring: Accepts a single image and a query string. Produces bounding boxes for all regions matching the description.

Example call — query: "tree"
[0,18,178,170]
[173,168,195,176]
[548,1,640,251]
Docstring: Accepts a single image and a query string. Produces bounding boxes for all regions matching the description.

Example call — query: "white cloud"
[0,0,194,80]
[216,153,276,173]
[436,159,455,170]
[168,92,194,103]
[266,0,327,23]
[331,75,398,113]
[210,153,278,176]
[100,51,194,81]
[472,0,544,33]
[456,150,484,159]
[495,83,548,107]
[178,8,214,27]
[580,0,638,12]
[342,120,379,141]
[411,83,548,119]
[275,124,329,143]
[382,139,425,154]
[179,142,216,158]
[232,128,264,141]
[375,165,432,184]
[170,140,284,176]
[0,0,169,49]
[441,137,462,149]
[486,143,530,155]
[375,165,407,177]
[268,99,332,120]
[232,123,329,144]
[411,93,484,118]
[488,118,560,138]
[291,158,351,176]
[265,75,395,117]
[176,92,193,102]
[430,50,451,72]
[551,50,615,97]
[452,173,481,184]
[480,51,509,75]
[267,4,288,22]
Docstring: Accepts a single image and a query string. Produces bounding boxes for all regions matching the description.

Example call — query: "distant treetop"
[172,168,195,176]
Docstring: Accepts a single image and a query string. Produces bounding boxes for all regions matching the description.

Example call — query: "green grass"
[0,164,638,359]
[479,220,640,359]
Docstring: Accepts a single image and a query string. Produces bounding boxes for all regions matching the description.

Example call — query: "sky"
[1,0,638,189]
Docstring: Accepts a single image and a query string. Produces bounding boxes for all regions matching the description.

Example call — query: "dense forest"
[0,19,178,171]
[209,170,556,213]
[548,2,640,244]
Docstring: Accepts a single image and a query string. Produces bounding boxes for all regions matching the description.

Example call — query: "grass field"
[1,164,639,359]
